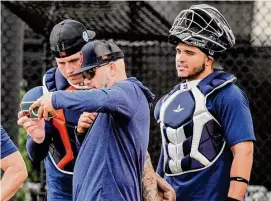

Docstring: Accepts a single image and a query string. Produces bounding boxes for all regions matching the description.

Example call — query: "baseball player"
[154,4,256,201]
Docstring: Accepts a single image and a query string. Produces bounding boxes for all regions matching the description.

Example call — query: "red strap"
[52,118,74,169]
[51,85,77,169]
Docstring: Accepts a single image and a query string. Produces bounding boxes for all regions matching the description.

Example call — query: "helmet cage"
[169,4,235,56]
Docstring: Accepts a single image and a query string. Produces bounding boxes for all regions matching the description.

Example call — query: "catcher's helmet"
[169,4,235,57]
[22,86,44,102]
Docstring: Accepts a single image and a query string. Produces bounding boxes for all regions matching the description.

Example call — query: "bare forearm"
[142,152,160,201]
[0,166,28,201]
[228,146,253,200]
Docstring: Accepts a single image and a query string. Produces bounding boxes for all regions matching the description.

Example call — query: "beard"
[178,63,206,81]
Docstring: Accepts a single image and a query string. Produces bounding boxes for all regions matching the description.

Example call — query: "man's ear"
[206,56,214,68]
[109,62,117,77]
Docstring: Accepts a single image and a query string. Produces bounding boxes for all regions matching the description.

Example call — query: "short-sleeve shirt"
[155,80,256,201]
[1,125,18,159]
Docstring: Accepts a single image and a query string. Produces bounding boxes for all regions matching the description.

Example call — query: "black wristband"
[226,197,240,201]
[230,177,249,184]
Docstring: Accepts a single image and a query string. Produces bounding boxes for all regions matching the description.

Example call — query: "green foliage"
[18,127,39,183]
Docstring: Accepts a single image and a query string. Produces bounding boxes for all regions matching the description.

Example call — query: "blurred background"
[1,1,271,200]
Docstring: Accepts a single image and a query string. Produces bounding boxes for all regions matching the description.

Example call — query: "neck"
[187,68,213,82]
[67,79,89,90]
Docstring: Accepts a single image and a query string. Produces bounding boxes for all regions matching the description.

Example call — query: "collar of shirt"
[180,79,201,92]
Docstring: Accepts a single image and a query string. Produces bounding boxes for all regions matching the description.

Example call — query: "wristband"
[230,177,249,184]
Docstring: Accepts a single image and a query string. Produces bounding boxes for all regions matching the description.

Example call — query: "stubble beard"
[178,63,205,82]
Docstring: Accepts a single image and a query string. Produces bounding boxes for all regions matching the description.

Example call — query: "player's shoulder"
[43,67,69,91]
[115,77,146,93]
[220,83,245,97]
[43,67,57,84]
[214,83,248,106]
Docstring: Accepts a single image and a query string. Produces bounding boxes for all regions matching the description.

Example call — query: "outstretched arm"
[30,84,139,120]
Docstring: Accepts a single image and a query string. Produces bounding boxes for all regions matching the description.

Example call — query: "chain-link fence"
[1,1,271,200]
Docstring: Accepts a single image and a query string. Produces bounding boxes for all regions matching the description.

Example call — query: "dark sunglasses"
[81,63,109,80]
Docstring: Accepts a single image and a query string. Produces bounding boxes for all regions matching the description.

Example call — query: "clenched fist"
[77,112,98,134]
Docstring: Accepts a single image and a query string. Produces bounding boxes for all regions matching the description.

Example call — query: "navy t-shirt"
[1,125,18,159]
[155,82,255,201]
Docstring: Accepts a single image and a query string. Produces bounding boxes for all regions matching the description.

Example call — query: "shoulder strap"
[197,71,236,96]
[43,67,69,92]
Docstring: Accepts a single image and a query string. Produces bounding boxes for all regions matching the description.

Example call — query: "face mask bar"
[169,6,236,53]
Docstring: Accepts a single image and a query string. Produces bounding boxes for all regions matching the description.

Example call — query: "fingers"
[17,116,29,126]
[77,112,97,134]
[29,98,41,111]
[38,105,44,120]
[81,112,97,123]
[43,106,49,121]
[78,122,92,129]
[18,111,26,119]
[156,174,171,191]
[80,116,93,124]
[163,192,175,201]
[23,120,38,130]
[156,173,176,201]
[17,117,39,134]
[83,112,97,119]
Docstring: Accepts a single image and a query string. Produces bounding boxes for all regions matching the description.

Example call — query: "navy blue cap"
[50,19,96,58]
[70,40,124,77]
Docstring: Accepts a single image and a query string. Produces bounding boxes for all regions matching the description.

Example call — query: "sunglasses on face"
[81,63,109,80]
[82,68,97,80]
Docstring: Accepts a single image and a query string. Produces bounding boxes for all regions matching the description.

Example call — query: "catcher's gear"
[169,4,235,57]
[21,86,75,169]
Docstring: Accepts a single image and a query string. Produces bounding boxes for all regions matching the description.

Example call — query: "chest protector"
[43,67,81,171]
[158,71,236,176]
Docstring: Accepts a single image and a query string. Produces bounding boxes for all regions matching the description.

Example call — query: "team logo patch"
[82,31,89,42]
[59,51,66,57]
[101,55,108,60]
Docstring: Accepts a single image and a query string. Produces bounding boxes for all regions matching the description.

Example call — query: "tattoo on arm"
[142,152,160,201]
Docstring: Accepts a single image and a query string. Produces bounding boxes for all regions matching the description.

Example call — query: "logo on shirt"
[173,105,184,112]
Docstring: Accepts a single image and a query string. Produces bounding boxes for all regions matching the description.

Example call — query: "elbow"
[21,165,28,182]
[15,161,28,183]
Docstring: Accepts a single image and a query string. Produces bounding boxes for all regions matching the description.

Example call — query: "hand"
[156,173,176,201]
[77,112,97,134]
[17,111,45,143]
[29,92,54,121]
